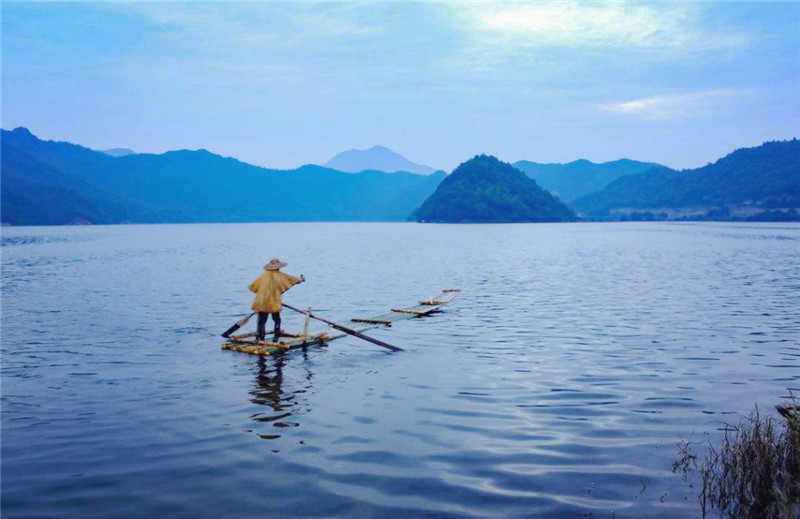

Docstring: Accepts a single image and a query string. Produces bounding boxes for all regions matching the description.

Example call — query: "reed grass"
[674,397,799,518]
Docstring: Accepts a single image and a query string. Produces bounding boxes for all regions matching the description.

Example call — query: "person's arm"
[278,272,304,293]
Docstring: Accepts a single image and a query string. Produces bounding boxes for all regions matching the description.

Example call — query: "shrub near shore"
[675,398,800,518]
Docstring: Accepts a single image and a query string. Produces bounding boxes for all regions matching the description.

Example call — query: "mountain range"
[513,158,662,203]
[573,139,800,221]
[2,127,797,225]
[1,128,444,225]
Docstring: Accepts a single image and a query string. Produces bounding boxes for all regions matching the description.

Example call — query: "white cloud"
[447,1,748,51]
[597,89,754,120]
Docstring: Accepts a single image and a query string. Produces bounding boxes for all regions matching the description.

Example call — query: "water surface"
[2,222,799,518]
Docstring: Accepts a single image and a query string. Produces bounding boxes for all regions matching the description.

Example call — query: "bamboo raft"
[221,288,460,356]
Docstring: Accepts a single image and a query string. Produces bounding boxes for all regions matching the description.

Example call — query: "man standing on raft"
[249,258,305,342]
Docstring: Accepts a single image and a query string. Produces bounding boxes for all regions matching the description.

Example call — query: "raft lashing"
[221,288,460,356]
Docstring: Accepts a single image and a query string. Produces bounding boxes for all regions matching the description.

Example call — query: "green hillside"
[413,155,576,223]
[573,140,800,221]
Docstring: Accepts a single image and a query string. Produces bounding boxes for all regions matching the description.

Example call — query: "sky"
[2,1,798,171]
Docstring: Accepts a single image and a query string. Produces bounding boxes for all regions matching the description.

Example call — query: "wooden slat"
[351,317,393,325]
[221,343,276,356]
[229,339,290,350]
[391,308,430,315]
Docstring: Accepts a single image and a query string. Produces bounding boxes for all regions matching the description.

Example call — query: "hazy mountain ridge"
[413,155,576,223]
[513,158,663,203]
[324,145,437,175]
[572,139,800,221]
[102,148,136,157]
[2,144,116,225]
[1,128,444,225]
[3,128,797,225]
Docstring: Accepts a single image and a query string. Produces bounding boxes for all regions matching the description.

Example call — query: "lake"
[2,222,799,518]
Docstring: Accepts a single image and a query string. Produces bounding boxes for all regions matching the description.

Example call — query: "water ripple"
[2,222,799,518]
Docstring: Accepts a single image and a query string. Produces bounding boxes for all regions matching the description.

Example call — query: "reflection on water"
[249,353,315,440]
[2,222,799,518]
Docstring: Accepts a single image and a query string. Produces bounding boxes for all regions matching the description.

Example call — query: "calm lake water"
[2,222,799,518]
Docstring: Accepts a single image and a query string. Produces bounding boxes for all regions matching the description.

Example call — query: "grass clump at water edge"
[674,397,800,518]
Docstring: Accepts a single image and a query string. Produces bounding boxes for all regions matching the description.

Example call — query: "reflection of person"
[249,354,313,439]
[252,356,285,411]
[248,258,305,342]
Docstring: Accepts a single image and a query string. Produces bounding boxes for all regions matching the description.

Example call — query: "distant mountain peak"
[11,127,35,139]
[324,145,437,175]
[102,148,136,157]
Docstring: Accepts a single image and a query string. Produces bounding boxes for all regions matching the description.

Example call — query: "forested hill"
[1,128,445,225]
[572,139,800,221]
[413,155,576,223]
[513,158,662,203]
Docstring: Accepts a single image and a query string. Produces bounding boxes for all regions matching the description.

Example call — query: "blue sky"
[2,1,798,171]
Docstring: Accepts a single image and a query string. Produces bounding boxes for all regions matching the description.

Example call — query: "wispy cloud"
[597,89,755,120]
[446,1,749,51]
[128,3,380,48]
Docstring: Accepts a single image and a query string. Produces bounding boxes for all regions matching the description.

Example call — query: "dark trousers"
[256,312,281,341]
